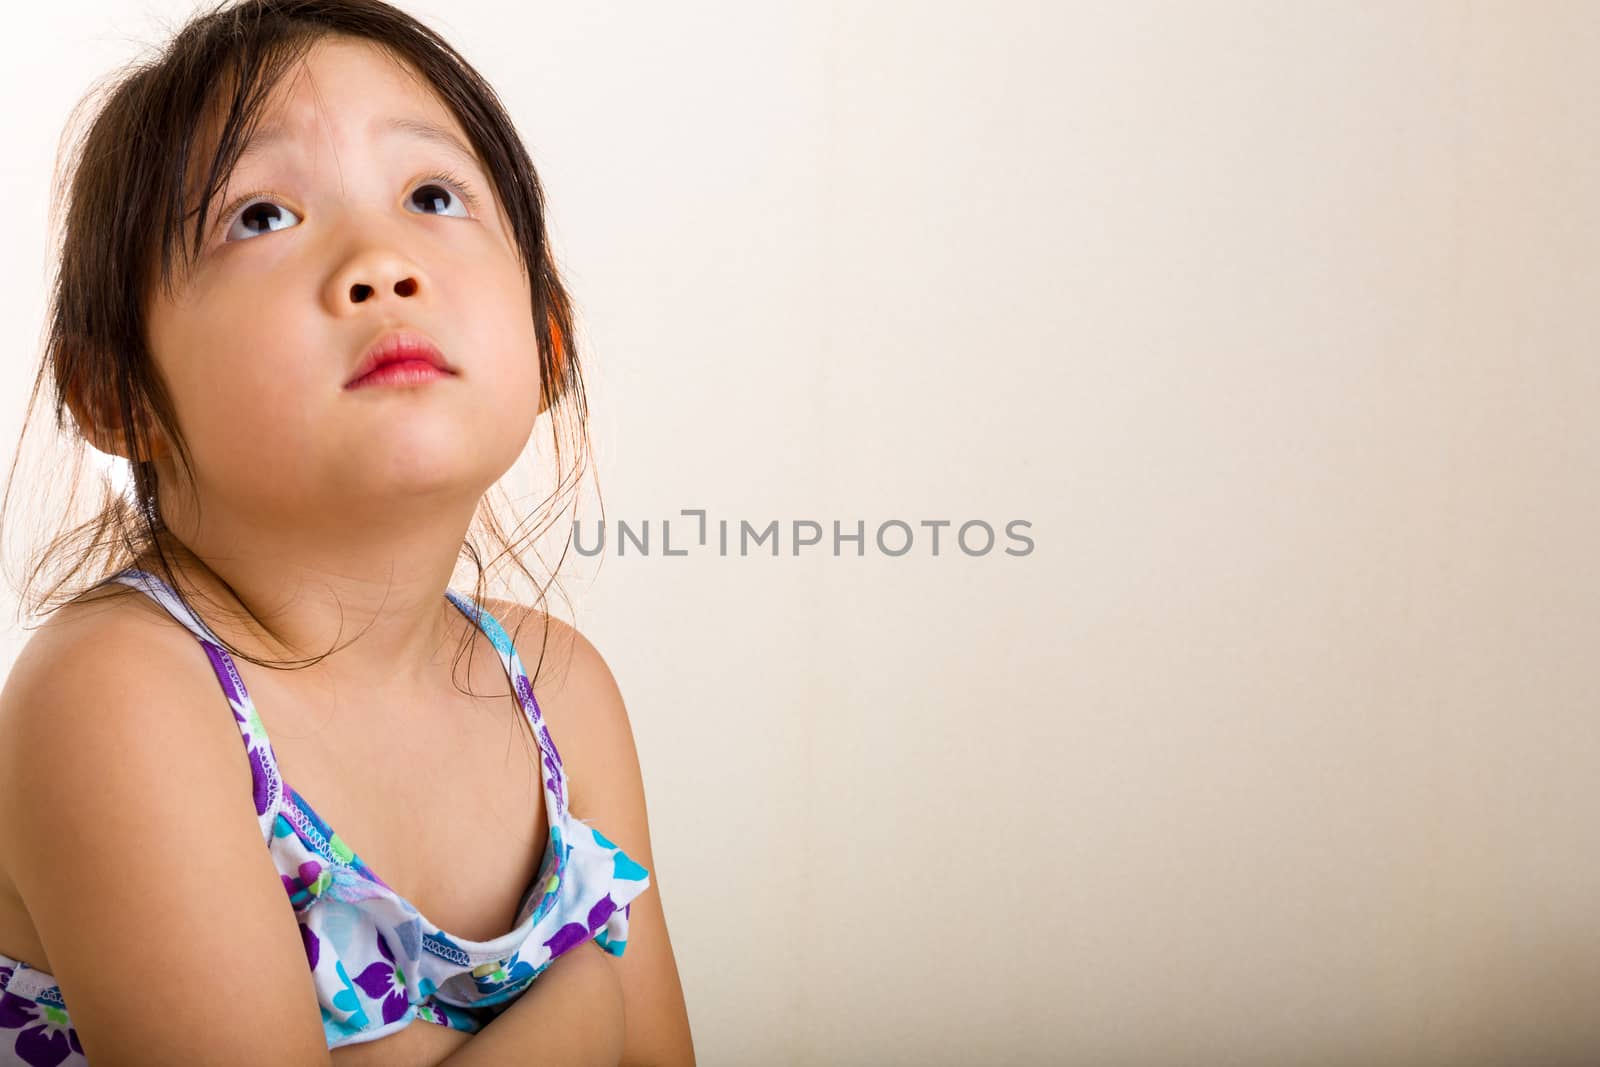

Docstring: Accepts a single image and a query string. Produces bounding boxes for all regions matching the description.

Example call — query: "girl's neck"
[122,537,472,696]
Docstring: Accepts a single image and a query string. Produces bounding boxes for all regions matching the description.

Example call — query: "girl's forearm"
[438,941,626,1066]
[330,1016,474,1066]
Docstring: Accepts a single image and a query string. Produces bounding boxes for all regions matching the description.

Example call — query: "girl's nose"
[349,276,419,302]
[323,236,428,315]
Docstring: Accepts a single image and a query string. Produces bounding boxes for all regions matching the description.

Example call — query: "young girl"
[0,1,693,1063]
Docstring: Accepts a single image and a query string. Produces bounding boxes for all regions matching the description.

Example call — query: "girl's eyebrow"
[231,115,483,173]
[382,116,484,171]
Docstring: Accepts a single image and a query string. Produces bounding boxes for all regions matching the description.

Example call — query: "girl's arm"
[0,621,337,1065]
[535,622,696,1065]
[328,1014,473,1066]
[437,940,626,1066]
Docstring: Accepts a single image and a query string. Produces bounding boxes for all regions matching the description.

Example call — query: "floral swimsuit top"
[0,568,651,1065]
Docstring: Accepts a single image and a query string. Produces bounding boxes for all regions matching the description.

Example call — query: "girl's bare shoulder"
[0,578,250,816]
[5,581,196,698]
[478,598,612,784]
[481,596,582,686]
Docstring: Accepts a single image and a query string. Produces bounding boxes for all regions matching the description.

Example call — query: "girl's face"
[144,36,542,535]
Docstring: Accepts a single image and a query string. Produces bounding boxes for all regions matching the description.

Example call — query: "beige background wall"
[3,3,1598,1064]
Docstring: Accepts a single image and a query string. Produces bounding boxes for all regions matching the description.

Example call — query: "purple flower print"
[204,643,245,707]
[543,896,620,963]
[539,724,562,768]
[282,859,326,907]
[301,923,321,970]
[248,746,271,816]
[353,932,410,1024]
[587,895,617,933]
[217,686,272,814]
[543,921,589,959]
[0,992,84,1067]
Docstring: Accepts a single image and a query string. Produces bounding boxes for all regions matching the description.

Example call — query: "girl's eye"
[218,174,478,245]
[223,199,301,243]
[406,179,473,218]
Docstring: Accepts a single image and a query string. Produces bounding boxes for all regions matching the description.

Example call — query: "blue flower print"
[469,949,537,1005]
[330,959,371,1028]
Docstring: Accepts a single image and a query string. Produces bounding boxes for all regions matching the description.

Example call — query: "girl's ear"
[64,369,170,462]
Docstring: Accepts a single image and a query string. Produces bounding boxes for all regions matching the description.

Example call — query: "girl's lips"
[345,329,455,387]
[346,360,453,389]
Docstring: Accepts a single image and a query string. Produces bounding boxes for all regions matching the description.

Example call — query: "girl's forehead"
[185,42,471,202]
[219,40,456,148]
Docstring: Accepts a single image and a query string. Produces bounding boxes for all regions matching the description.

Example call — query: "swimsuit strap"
[441,588,568,819]
[102,567,227,644]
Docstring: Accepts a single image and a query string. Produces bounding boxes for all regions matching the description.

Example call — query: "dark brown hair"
[0,0,598,708]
